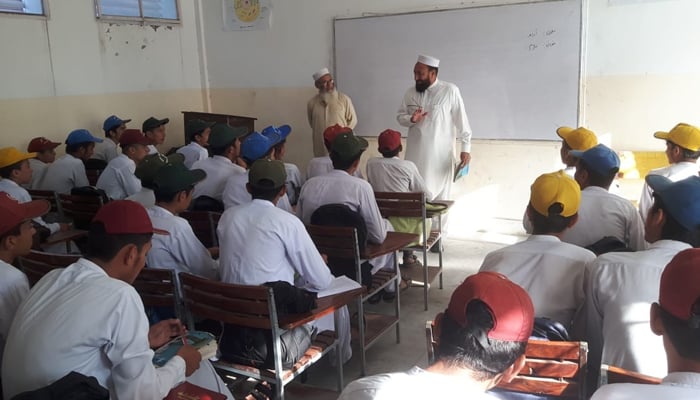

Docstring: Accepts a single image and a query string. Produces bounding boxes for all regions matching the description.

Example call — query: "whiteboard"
[334,0,582,140]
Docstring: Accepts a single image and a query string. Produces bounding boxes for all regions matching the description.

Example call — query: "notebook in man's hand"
[152,331,217,367]
[453,162,470,182]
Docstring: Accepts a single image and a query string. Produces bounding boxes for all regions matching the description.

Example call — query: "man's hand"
[410,108,428,123]
[176,345,202,377]
[148,319,186,349]
[458,152,471,169]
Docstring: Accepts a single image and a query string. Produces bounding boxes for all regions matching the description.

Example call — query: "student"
[306,124,363,180]
[2,200,232,399]
[639,123,700,223]
[591,248,700,400]
[0,193,49,375]
[556,126,598,177]
[192,123,247,203]
[480,170,594,328]
[262,124,305,205]
[40,129,103,194]
[177,119,214,168]
[96,129,151,200]
[582,175,700,383]
[561,144,646,251]
[142,116,169,155]
[26,137,60,189]
[128,153,184,208]
[338,271,534,399]
[93,114,131,162]
[217,159,353,363]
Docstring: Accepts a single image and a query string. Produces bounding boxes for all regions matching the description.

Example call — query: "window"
[0,0,45,15]
[95,0,179,22]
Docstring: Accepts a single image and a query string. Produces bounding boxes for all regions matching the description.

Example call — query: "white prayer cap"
[417,54,440,68]
[313,67,330,82]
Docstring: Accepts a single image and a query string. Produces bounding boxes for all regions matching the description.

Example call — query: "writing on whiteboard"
[528,27,558,51]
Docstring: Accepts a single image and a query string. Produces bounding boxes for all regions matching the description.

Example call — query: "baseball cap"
[659,249,700,323]
[249,159,287,189]
[119,129,152,146]
[135,153,184,189]
[569,144,620,176]
[331,132,368,161]
[0,192,50,237]
[152,163,206,195]
[65,129,103,146]
[556,126,598,151]
[208,124,248,148]
[103,115,131,132]
[262,125,292,142]
[92,200,167,235]
[530,170,581,217]
[323,124,353,145]
[0,147,36,169]
[446,271,534,342]
[646,175,700,231]
[654,123,700,152]
[378,129,402,152]
[142,117,170,132]
[27,137,61,153]
[241,131,280,162]
[186,119,215,139]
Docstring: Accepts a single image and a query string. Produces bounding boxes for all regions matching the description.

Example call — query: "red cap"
[119,129,153,146]
[27,137,61,153]
[447,271,534,342]
[92,200,167,235]
[0,192,50,236]
[378,129,402,152]
[660,248,700,321]
[323,124,353,146]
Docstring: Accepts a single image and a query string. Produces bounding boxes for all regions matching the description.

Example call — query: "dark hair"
[659,304,700,362]
[154,185,194,204]
[578,159,618,188]
[529,203,576,234]
[380,147,401,158]
[209,144,230,157]
[0,160,24,179]
[119,143,140,152]
[330,150,363,171]
[86,222,152,261]
[66,142,94,155]
[188,130,206,143]
[428,66,439,75]
[0,222,24,244]
[652,196,700,247]
[437,300,527,381]
[250,180,284,202]
[273,140,286,159]
[681,147,700,161]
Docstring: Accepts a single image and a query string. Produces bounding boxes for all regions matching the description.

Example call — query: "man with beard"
[397,55,472,203]
[307,68,358,157]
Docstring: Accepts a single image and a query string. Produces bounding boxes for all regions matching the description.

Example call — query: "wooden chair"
[58,193,105,230]
[27,189,62,217]
[179,273,343,400]
[85,169,103,187]
[17,250,80,287]
[599,364,661,386]
[180,210,221,248]
[133,268,183,322]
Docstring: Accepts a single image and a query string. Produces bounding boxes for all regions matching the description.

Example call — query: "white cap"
[417,54,440,68]
[313,67,330,82]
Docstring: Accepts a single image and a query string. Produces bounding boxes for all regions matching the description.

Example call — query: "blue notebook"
[152,331,217,367]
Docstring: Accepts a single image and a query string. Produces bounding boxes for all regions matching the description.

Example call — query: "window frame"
[94,0,181,25]
[0,0,48,18]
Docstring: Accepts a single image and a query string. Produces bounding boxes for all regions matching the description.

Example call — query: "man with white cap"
[397,54,472,202]
[307,67,358,157]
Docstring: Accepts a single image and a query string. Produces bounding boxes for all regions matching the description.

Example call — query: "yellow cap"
[653,123,700,152]
[556,126,598,151]
[530,170,581,217]
[0,147,37,169]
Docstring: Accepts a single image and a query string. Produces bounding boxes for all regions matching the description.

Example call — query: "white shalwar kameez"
[95,154,142,200]
[221,170,294,213]
[0,259,29,375]
[592,372,700,400]
[176,142,209,169]
[366,156,432,199]
[40,154,90,194]
[638,161,699,223]
[306,156,364,180]
[284,162,304,205]
[192,156,245,202]
[27,158,48,189]
[92,139,119,162]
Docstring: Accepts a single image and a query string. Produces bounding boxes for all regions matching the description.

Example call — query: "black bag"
[530,317,570,341]
[12,371,109,400]
[190,196,224,212]
[585,236,633,256]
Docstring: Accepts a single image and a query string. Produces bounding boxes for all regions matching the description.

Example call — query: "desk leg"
[334,309,344,391]
[358,295,366,377]
[394,250,401,344]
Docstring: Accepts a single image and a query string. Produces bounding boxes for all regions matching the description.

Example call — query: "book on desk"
[163,381,226,400]
[153,331,217,368]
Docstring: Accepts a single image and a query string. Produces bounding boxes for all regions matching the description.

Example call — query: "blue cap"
[646,175,700,232]
[241,131,280,162]
[262,125,291,141]
[103,115,131,132]
[569,144,620,176]
[65,129,103,146]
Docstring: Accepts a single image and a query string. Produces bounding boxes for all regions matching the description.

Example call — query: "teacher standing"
[397,55,472,200]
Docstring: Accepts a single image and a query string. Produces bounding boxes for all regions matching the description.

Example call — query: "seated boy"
[192,123,247,203]
[41,129,103,194]
[26,137,60,189]
[262,125,305,205]
[306,124,363,180]
[142,116,169,155]
[96,129,151,200]
[93,114,130,162]
[177,119,214,168]
[128,153,184,208]
[556,126,598,177]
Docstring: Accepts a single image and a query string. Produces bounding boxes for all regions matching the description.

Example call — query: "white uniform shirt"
[306,156,363,180]
[583,240,691,378]
[397,79,472,198]
[479,235,594,326]
[147,145,159,155]
[221,170,294,213]
[41,154,89,194]
[0,260,29,372]
[561,186,646,251]
[92,139,119,162]
[176,142,209,168]
[592,372,700,400]
[27,158,49,190]
[96,154,142,200]
[126,188,155,208]
[284,162,304,205]
[1,259,186,399]
[639,161,699,223]
[192,156,244,202]
[0,179,59,234]
[366,156,432,199]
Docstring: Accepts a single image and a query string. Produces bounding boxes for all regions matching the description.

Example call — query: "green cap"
[249,159,286,189]
[152,162,206,195]
[208,124,248,148]
[331,132,368,161]
[186,119,215,139]
[135,153,184,189]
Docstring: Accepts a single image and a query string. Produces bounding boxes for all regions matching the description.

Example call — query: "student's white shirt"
[561,186,646,251]
[366,156,432,200]
[41,154,89,194]
[0,260,29,374]
[192,156,244,202]
[221,170,294,213]
[176,142,209,168]
[0,179,59,234]
[284,162,304,205]
[306,156,363,180]
[479,235,594,327]
[592,372,700,400]
[96,154,142,200]
[639,161,699,223]
[27,158,49,190]
[126,187,156,208]
[92,139,119,162]
[147,145,159,155]
[583,240,691,378]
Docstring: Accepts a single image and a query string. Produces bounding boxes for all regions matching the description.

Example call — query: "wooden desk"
[42,229,87,253]
[279,287,364,330]
[363,232,418,259]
